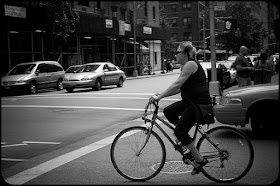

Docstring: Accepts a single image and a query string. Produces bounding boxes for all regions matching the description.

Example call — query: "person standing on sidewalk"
[234,46,254,87]
[149,41,211,175]
[253,53,274,84]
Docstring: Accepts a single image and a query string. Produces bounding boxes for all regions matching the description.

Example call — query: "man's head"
[176,41,197,63]
[239,46,248,56]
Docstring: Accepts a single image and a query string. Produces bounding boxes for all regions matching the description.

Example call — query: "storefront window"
[10,31,32,52]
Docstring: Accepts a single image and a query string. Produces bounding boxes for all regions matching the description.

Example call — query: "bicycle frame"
[141,102,225,161]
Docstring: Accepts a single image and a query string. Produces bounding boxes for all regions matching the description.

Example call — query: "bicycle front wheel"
[110,126,166,181]
[197,126,254,183]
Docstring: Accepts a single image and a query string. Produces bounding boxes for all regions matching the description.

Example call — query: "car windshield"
[227,56,237,61]
[65,66,81,73]
[8,64,36,75]
[76,64,100,73]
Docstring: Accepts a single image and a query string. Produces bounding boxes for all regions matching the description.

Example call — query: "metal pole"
[209,1,221,96]
[133,1,138,77]
[203,11,206,61]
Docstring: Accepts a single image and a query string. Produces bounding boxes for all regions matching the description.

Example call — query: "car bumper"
[214,104,247,126]
[62,80,95,88]
[1,84,29,94]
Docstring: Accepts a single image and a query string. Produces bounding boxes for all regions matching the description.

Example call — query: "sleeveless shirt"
[180,61,211,104]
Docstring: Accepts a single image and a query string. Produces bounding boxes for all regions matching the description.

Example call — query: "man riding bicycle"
[149,41,211,175]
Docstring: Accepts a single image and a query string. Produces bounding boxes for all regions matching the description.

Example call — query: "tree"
[204,2,268,54]
[159,5,177,60]
[34,1,79,60]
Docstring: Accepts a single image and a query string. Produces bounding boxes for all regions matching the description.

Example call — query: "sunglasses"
[176,51,183,55]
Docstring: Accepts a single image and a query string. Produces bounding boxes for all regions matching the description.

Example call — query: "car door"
[107,63,120,84]
[35,63,51,89]
[103,64,113,85]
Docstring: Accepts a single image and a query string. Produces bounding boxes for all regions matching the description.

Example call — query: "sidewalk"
[126,68,181,80]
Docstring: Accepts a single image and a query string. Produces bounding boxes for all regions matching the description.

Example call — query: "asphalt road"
[1,71,279,185]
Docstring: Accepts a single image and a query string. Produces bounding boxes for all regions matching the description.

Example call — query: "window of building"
[153,7,156,20]
[182,2,192,11]
[172,33,178,41]
[171,18,178,27]
[171,4,177,12]
[96,1,101,9]
[120,8,126,21]
[183,17,192,27]
[183,32,192,41]
[78,0,89,7]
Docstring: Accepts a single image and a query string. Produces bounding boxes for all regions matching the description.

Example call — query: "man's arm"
[235,57,253,71]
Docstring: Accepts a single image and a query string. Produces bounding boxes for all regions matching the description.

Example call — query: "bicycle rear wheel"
[196,126,254,183]
[110,126,166,181]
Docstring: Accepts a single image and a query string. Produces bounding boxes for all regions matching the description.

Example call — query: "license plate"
[70,83,76,86]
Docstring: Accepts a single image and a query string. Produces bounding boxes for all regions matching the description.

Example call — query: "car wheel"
[117,77,123,87]
[57,79,63,91]
[93,78,102,91]
[66,88,74,93]
[251,114,265,135]
[29,81,37,94]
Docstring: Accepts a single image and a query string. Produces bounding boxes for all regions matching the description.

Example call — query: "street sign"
[214,2,226,11]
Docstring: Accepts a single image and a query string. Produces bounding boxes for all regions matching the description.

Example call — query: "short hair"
[178,41,197,60]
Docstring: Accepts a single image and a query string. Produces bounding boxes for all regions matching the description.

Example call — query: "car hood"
[1,74,32,82]
[66,72,99,80]
[224,83,279,97]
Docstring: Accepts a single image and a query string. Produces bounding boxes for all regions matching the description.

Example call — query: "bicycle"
[110,100,254,183]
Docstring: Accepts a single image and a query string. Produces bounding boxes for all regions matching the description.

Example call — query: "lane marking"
[4,113,167,184]
[5,133,119,184]
[1,144,28,148]
[2,158,25,162]
[1,105,145,111]
[2,96,179,101]
[22,141,61,145]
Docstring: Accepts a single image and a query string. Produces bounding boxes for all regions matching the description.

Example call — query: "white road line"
[1,105,145,111]
[4,126,147,185]
[4,113,167,184]
[2,96,179,101]
[1,144,28,148]
[22,141,61,145]
[2,158,25,162]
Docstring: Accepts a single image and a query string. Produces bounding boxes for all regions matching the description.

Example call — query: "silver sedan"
[62,62,126,92]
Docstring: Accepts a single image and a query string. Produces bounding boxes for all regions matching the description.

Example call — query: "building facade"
[159,1,279,57]
[1,1,165,77]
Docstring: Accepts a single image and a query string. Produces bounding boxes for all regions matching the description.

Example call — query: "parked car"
[214,82,279,135]
[65,65,83,74]
[62,62,126,92]
[1,61,65,95]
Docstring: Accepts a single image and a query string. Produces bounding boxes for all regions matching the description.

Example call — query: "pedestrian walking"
[253,53,274,84]
[233,46,254,87]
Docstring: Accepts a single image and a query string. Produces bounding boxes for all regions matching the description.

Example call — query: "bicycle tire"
[196,126,254,183]
[110,126,166,181]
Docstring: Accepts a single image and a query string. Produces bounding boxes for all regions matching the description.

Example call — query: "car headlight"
[219,96,242,105]
[17,80,27,84]
[81,77,92,80]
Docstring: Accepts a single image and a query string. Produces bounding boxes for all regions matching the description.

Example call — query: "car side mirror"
[35,70,40,75]
[104,69,109,72]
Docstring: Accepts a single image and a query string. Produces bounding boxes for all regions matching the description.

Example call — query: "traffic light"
[224,18,237,31]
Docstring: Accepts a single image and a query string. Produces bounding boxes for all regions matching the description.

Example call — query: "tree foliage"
[159,6,177,60]
[204,2,268,54]
[33,1,79,59]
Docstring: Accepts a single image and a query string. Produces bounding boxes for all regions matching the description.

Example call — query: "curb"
[126,69,181,80]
